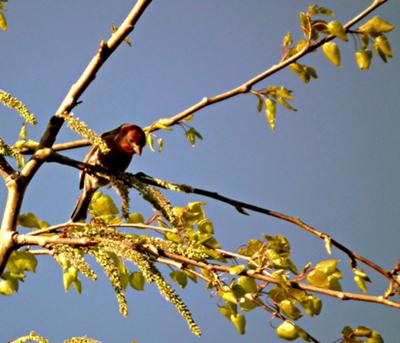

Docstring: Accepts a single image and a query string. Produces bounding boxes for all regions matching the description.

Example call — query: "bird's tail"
[70,188,95,222]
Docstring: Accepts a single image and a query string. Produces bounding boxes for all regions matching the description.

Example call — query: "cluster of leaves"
[9,331,102,343]
[0,250,38,296]
[253,86,297,131]
[146,115,203,152]
[354,16,395,70]
[253,5,395,132]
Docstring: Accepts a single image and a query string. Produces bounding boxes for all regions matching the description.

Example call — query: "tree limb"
[144,0,388,133]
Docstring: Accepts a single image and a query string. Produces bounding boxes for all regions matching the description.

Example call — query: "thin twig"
[15,234,98,248]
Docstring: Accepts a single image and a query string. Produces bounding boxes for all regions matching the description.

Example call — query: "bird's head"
[118,124,146,155]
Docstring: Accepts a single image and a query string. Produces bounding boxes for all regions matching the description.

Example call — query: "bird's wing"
[79,145,99,189]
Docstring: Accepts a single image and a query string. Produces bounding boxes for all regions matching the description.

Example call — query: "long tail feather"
[70,188,95,222]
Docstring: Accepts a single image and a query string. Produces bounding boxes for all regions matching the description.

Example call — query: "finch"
[70,123,146,222]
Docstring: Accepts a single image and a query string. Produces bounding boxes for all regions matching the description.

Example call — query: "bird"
[70,123,146,222]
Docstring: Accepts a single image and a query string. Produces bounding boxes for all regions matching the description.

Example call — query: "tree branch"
[144,0,388,133]
[15,234,98,248]
[162,251,400,309]
[0,155,15,181]
[0,0,152,276]
[134,173,399,288]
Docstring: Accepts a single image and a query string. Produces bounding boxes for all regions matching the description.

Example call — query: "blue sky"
[1,1,399,342]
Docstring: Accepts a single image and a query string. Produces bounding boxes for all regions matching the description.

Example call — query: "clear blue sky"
[1,1,399,342]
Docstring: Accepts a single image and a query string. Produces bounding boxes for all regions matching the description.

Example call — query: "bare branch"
[15,234,98,248]
[144,0,388,133]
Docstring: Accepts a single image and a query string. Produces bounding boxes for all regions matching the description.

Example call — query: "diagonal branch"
[144,0,387,133]
[134,172,399,288]
[0,0,153,276]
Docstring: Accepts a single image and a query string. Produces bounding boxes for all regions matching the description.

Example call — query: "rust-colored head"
[118,124,146,155]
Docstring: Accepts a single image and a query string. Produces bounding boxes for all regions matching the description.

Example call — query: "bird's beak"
[133,144,142,156]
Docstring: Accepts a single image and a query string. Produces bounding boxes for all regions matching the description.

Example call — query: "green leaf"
[355,50,372,70]
[7,251,38,274]
[197,218,214,234]
[0,273,19,295]
[307,4,334,17]
[89,192,119,218]
[276,321,299,341]
[374,35,392,57]
[315,259,338,274]
[127,212,144,224]
[18,212,49,229]
[146,133,154,152]
[289,63,318,84]
[322,42,341,66]
[239,297,258,311]
[265,98,276,131]
[282,31,292,47]
[359,16,395,35]
[328,275,342,291]
[299,12,311,38]
[129,271,145,291]
[307,269,329,288]
[256,98,263,112]
[360,33,370,50]
[301,295,322,316]
[230,314,246,335]
[279,300,303,320]
[327,21,348,41]
[170,271,188,289]
[353,268,370,293]
[218,305,233,319]
[0,12,7,31]
[237,276,257,294]
[221,289,238,304]
[72,278,82,294]
[229,265,246,275]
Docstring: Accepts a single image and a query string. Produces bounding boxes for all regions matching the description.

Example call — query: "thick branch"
[144,0,387,133]
[0,0,152,276]
[15,234,98,248]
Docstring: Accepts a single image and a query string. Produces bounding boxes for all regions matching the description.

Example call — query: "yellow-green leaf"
[355,50,372,70]
[129,271,145,291]
[322,42,341,66]
[170,271,188,289]
[228,265,246,275]
[0,12,7,32]
[276,321,299,341]
[237,276,257,294]
[375,35,392,57]
[127,212,144,224]
[279,300,303,320]
[265,98,276,131]
[282,31,292,47]
[0,275,18,295]
[327,21,347,41]
[230,314,246,335]
[359,16,395,35]
[221,290,238,304]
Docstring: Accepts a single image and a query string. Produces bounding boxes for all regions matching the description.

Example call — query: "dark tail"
[70,188,95,222]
